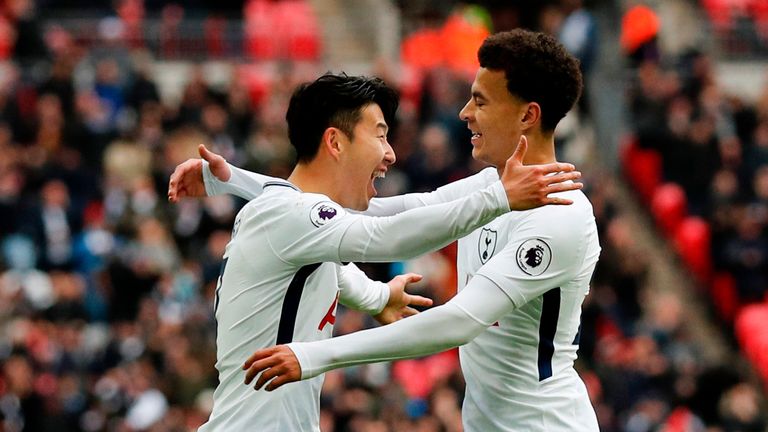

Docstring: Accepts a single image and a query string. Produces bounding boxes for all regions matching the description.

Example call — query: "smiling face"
[339,103,396,211]
[459,67,529,168]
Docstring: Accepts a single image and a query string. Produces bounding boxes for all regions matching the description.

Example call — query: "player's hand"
[374,273,431,325]
[167,144,231,202]
[500,135,583,210]
[242,345,301,392]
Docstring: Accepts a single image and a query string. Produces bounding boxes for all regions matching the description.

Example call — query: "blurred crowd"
[0,0,766,431]
[625,4,768,318]
[700,0,768,57]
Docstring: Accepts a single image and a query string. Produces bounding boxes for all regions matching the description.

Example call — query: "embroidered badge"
[478,228,498,264]
[516,238,552,276]
[310,201,344,227]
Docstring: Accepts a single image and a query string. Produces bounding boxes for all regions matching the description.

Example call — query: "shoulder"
[299,193,349,228]
[509,191,596,253]
[530,188,593,223]
[480,167,500,183]
[250,187,349,229]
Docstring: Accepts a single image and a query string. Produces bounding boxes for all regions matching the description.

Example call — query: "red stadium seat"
[662,407,698,432]
[244,0,278,59]
[204,16,227,58]
[277,0,321,60]
[700,0,736,32]
[392,350,459,399]
[751,0,768,38]
[621,136,662,204]
[0,16,13,60]
[397,65,425,114]
[735,304,768,385]
[652,183,687,237]
[710,272,739,322]
[237,65,273,107]
[673,216,711,282]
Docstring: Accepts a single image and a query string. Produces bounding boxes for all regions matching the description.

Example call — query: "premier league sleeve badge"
[516,238,552,276]
[310,201,345,227]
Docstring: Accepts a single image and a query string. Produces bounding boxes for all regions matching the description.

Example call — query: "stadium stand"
[623,1,768,428]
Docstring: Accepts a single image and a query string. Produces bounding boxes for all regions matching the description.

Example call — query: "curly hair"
[478,29,582,132]
[286,73,399,162]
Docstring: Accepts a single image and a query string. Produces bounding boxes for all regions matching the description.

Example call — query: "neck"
[288,162,346,205]
[497,129,557,177]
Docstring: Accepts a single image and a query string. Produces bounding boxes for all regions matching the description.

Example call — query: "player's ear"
[321,127,344,161]
[521,102,541,132]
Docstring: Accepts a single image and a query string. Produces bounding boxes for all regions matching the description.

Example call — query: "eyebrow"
[472,91,486,100]
[376,122,389,133]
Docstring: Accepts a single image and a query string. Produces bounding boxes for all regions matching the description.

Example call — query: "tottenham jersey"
[200,181,352,432]
[453,169,600,431]
[202,163,600,431]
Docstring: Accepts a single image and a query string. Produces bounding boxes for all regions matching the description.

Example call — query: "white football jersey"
[454,171,600,431]
[199,181,347,432]
[203,164,600,431]
[200,176,512,431]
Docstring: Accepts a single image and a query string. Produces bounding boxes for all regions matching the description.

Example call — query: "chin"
[471,147,481,160]
[472,147,490,164]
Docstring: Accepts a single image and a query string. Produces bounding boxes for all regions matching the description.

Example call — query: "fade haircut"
[286,73,399,162]
[478,29,583,132]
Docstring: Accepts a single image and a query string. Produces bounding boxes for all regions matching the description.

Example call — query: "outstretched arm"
[362,168,498,216]
[242,274,514,391]
[170,137,582,213]
[168,144,277,202]
[272,138,582,265]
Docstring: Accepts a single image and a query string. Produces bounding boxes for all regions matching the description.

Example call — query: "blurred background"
[1,0,768,430]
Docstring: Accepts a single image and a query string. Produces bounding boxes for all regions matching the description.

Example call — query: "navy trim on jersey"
[264,181,300,191]
[572,323,581,345]
[537,287,561,381]
[276,263,322,344]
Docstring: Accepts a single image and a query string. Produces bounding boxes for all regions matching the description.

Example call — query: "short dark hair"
[286,73,399,162]
[478,30,583,132]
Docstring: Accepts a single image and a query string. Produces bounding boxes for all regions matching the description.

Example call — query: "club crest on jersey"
[310,201,344,227]
[478,228,498,264]
[516,238,552,276]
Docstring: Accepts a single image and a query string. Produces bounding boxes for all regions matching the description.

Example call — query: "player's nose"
[459,100,473,122]
[383,140,396,165]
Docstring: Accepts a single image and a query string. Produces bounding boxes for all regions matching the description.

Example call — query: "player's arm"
[362,168,499,216]
[338,140,581,262]
[242,211,595,390]
[167,144,278,202]
[274,141,581,265]
[337,264,432,324]
[242,272,515,391]
[171,137,581,215]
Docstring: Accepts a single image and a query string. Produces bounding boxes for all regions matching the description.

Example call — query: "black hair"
[478,29,583,132]
[286,73,399,162]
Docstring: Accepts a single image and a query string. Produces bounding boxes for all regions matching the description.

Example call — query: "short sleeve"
[475,211,587,308]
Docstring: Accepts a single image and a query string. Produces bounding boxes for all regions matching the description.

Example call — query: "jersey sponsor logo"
[516,238,552,276]
[478,228,498,264]
[310,201,344,227]
[318,292,340,331]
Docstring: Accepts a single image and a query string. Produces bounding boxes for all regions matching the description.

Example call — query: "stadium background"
[0,0,767,430]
